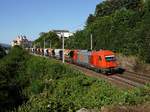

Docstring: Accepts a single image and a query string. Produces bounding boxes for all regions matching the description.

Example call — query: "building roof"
[52,30,69,33]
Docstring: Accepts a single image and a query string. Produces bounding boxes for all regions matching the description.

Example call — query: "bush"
[16,56,150,112]
[31,80,45,94]
[0,45,6,59]
[0,46,29,112]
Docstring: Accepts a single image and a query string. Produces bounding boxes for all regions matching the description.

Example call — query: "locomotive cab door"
[97,56,103,68]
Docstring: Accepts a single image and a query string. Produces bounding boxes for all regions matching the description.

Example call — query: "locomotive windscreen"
[105,55,116,61]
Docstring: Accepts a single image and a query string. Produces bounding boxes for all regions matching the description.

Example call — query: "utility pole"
[62,33,65,63]
[44,37,45,56]
[49,40,51,49]
[90,33,93,50]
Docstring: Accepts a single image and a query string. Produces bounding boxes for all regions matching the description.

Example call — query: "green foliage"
[31,80,45,94]
[144,0,150,12]
[86,14,96,26]
[0,46,29,112]
[95,0,143,17]
[33,31,61,48]
[16,56,150,112]
[0,45,6,59]
[1,1,150,111]
[0,47,149,111]
[66,0,150,63]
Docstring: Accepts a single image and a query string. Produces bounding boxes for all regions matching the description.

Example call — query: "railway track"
[68,63,136,89]
[33,53,150,89]
[110,75,144,87]
[126,71,150,79]
[66,64,150,89]
[117,72,150,84]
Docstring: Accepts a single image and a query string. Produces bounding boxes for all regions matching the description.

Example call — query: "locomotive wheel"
[101,69,107,74]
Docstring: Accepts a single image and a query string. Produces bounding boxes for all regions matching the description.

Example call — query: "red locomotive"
[68,50,120,74]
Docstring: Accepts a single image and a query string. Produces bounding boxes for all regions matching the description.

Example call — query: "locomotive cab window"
[105,55,116,61]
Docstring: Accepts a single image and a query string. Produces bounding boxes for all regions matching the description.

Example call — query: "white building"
[11,35,32,48]
[52,30,73,39]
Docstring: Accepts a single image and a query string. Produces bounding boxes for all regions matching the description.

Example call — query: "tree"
[33,31,61,48]
[86,14,96,26]
[95,0,143,17]
[0,46,29,111]
[0,45,6,59]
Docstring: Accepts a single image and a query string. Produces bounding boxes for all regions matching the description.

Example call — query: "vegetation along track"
[34,54,149,89]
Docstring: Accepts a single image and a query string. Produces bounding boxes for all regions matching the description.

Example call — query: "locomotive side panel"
[76,50,91,67]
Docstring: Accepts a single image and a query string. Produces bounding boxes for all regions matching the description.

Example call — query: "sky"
[0,0,103,44]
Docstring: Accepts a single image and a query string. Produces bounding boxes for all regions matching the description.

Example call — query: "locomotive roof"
[92,50,114,56]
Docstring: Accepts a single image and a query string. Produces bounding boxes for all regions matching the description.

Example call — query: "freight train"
[27,48,124,74]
